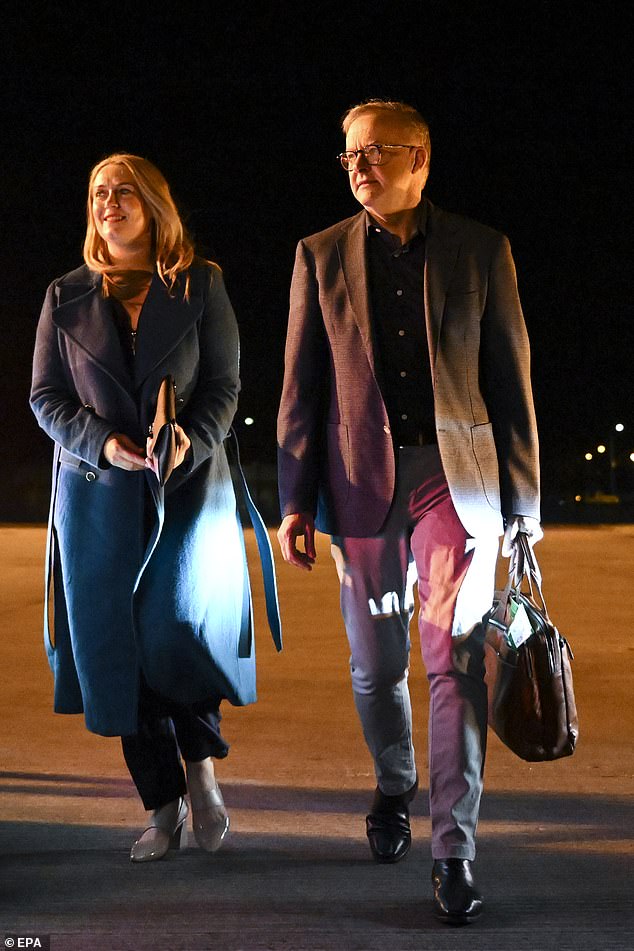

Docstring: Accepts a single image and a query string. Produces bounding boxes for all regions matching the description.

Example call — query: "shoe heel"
[130,798,189,863]
[171,817,188,850]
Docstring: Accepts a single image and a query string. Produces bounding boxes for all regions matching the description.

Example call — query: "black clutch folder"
[147,375,177,486]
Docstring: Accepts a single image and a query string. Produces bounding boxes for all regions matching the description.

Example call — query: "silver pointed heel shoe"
[186,758,230,853]
[130,796,188,863]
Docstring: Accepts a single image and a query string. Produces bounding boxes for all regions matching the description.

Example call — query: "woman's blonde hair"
[83,153,195,295]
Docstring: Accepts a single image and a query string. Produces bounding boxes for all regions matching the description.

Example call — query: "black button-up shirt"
[366,202,436,446]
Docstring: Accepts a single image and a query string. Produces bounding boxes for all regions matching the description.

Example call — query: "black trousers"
[121,676,229,810]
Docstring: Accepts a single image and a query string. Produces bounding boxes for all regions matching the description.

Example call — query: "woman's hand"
[172,424,191,470]
[144,424,192,474]
[103,433,146,471]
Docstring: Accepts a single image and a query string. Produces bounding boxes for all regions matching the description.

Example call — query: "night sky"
[2,2,631,521]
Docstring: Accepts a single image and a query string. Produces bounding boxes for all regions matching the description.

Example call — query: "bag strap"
[490,532,549,629]
[489,552,518,628]
[226,429,283,652]
[516,532,550,620]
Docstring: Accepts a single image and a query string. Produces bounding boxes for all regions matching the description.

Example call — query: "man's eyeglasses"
[337,143,420,171]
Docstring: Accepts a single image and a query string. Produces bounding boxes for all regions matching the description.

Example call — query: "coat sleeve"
[276,240,329,518]
[177,265,240,475]
[479,235,540,520]
[30,281,116,468]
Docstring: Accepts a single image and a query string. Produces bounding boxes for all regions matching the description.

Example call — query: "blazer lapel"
[336,212,380,378]
[52,276,132,392]
[133,272,204,388]
[424,202,461,374]
[336,204,463,380]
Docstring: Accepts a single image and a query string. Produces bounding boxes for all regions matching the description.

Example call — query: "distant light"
[244,417,254,426]
[585,453,593,461]
[615,423,625,432]
[597,444,606,454]
[575,495,582,502]
[630,452,634,463]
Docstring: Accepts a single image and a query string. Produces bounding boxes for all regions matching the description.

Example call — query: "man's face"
[344,111,427,218]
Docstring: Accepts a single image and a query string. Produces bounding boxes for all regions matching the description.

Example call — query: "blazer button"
[85,471,96,482]
[84,403,95,413]
[383,425,391,435]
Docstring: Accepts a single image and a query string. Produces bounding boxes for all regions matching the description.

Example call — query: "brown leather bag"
[483,534,579,761]
[146,376,177,486]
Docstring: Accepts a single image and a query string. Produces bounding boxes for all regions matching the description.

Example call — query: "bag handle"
[489,549,519,628]
[490,531,549,630]
[516,532,551,621]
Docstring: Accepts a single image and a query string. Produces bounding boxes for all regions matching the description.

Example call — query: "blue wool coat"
[31,263,261,736]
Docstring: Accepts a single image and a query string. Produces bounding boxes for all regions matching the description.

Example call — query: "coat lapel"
[52,274,132,392]
[133,272,204,388]
[336,212,380,378]
[52,269,204,391]
[424,201,461,374]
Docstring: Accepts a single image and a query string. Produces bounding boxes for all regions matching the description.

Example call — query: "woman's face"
[91,163,151,258]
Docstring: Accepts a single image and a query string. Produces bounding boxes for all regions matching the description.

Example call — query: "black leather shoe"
[431,859,483,925]
[365,778,418,864]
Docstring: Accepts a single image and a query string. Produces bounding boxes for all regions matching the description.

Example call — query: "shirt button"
[398,330,405,336]
[400,371,407,378]
[401,414,408,421]
[85,471,96,482]
[396,289,403,296]
[374,227,381,233]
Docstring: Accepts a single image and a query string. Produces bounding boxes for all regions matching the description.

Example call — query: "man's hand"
[502,515,543,557]
[277,512,317,570]
[103,433,146,471]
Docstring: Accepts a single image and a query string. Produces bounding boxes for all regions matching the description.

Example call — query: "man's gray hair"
[341,99,431,158]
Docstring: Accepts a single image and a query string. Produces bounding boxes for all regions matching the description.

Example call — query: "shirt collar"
[364,197,428,239]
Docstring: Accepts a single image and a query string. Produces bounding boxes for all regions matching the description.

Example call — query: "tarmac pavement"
[0,524,633,950]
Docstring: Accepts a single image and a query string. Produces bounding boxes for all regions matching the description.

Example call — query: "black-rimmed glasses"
[337,143,419,171]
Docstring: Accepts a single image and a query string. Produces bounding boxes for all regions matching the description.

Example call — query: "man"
[277,99,541,925]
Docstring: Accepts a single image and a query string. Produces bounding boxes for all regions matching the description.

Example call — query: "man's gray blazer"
[277,198,540,539]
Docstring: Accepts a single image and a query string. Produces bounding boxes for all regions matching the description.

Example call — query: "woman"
[31,154,271,862]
